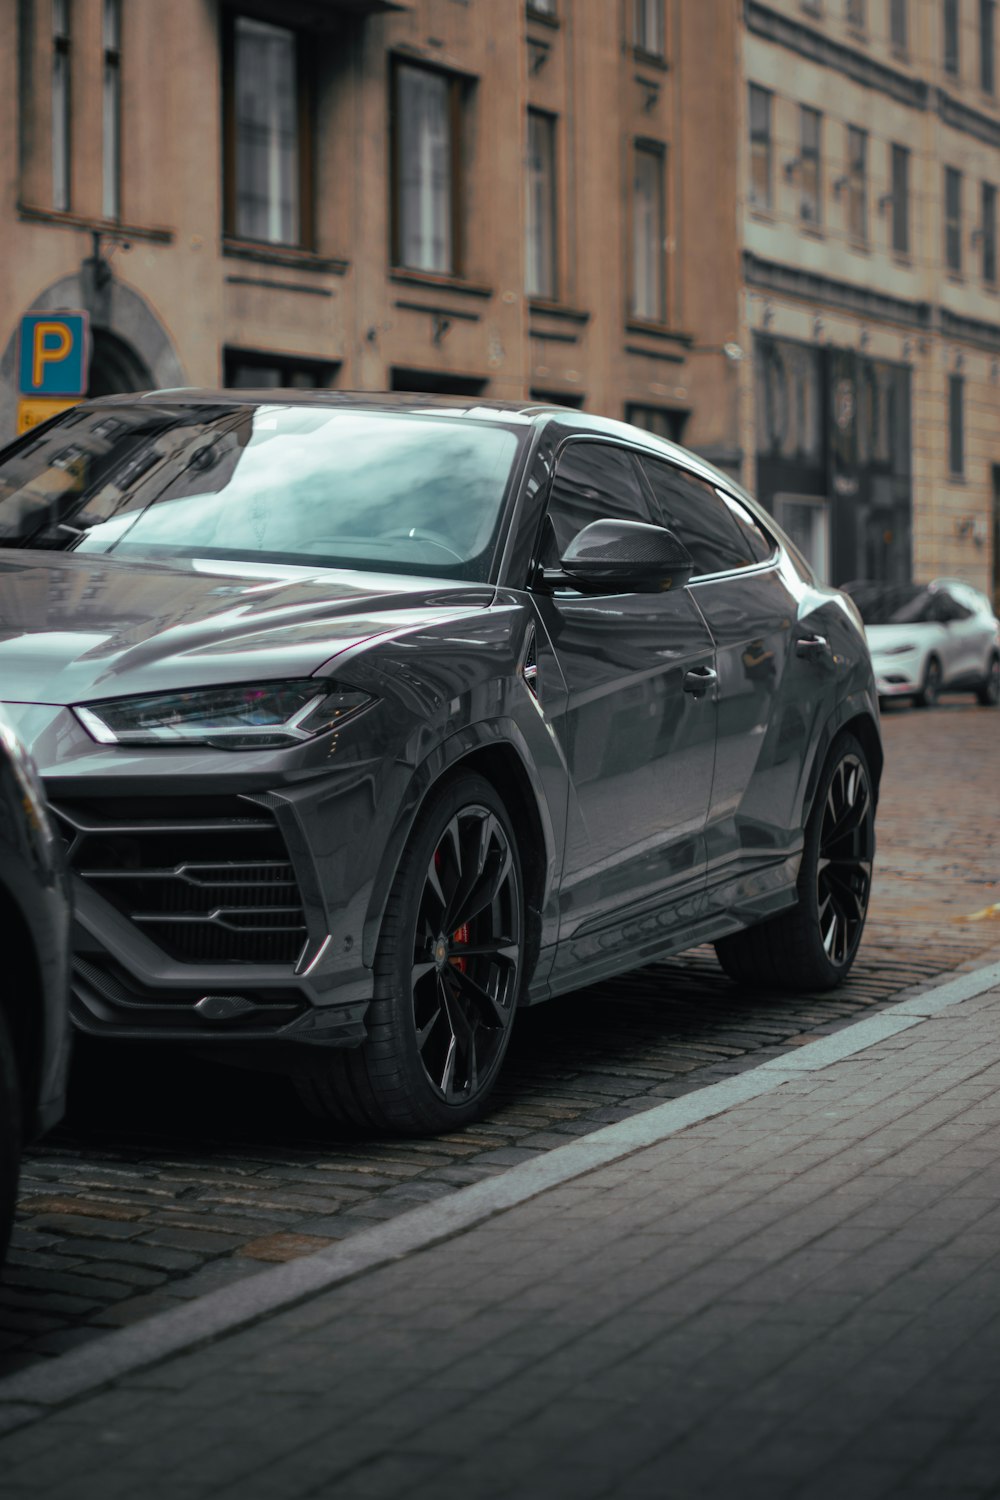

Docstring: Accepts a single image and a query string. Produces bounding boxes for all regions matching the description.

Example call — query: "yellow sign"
[16,397,78,435]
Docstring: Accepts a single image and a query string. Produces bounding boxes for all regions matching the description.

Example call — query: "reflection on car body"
[0,393,882,1134]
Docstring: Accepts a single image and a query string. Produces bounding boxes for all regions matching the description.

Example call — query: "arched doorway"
[86,327,154,396]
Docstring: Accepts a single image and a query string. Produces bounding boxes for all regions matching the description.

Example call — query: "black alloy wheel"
[815,750,875,969]
[976,654,1000,707]
[295,773,524,1135]
[914,656,942,709]
[715,732,875,992]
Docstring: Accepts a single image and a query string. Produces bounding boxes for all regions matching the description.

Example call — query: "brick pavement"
[2,701,998,1375]
[3,971,1000,1496]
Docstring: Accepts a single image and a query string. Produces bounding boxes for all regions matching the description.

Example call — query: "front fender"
[361,716,564,976]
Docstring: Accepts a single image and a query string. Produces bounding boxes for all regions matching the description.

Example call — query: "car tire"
[976,654,1000,707]
[295,773,525,1135]
[913,656,942,708]
[714,732,875,993]
[0,1008,21,1267]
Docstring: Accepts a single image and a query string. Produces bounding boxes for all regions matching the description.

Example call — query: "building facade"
[740,0,1000,599]
[1,0,741,470]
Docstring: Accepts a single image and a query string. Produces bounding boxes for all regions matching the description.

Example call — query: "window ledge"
[223,237,349,274]
[389,267,493,298]
[632,47,668,71]
[846,238,872,255]
[891,251,913,268]
[946,270,966,285]
[749,206,776,223]
[526,6,560,29]
[799,223,826,239]
[529,299,590,324]
[625,318,693,347]
[18,202,173,243]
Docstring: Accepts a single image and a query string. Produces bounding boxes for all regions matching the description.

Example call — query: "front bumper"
[872,657,922,696]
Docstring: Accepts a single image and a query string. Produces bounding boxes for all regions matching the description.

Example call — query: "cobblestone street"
[2,700,997,1375]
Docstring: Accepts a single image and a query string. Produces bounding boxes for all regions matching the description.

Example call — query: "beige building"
[0,0,741,472]
[740,0,1000,599]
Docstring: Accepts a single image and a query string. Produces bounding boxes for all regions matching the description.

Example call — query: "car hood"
[865,623,939,653]
[0,552,494,705]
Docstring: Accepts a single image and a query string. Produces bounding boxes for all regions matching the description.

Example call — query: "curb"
[2,955,999,1427]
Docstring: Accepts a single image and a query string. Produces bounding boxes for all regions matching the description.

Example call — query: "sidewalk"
[3,965,1000,1499]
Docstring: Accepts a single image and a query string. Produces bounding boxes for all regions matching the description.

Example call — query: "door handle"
[683,666,717,697]
[796,634,830,661]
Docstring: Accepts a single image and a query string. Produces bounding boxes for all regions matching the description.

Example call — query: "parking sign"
[18,311,90,397]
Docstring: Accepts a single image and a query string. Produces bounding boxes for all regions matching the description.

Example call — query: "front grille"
[52,796,308,965]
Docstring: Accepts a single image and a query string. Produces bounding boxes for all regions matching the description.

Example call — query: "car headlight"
[74,680,373,750]
[878,643,917,656]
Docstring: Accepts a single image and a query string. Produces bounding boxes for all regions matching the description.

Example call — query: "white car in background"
[843,579,1000,709]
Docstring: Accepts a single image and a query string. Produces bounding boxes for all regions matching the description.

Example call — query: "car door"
[637,454,809,904]
[934,586,986,683]
[530,439,718,979]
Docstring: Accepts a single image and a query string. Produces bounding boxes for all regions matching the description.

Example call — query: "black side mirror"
[549,519,695,595]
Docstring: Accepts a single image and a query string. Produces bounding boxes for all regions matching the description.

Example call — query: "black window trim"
[632,447,780,583]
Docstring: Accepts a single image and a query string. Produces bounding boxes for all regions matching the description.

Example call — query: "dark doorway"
[86,328,153,396]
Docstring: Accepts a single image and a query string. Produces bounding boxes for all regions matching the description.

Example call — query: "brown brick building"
[0,0,742,472]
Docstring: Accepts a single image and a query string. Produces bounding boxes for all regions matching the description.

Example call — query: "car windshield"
[0,402,525,582]
[843,582,943,626]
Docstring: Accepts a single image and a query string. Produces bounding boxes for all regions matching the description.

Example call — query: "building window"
[890,0,908,50]
[224,16,311,247]
[52,0,71,211]
[102,0,121,221]
[626,404,688,442]
[846,125,868,242]
[948,374,964,476]
[631,142,665,322]
[800,107,822,225]
[944,0,960,74]
[845,0,866,30]
[891,144,910,255]
[224,348,337,389]
[982,0,996,92]
[945,166,963,272]
[393,63,462,275]
[983,181,998,282]
[633,0,665,57]
[748,85,772,210]
[525,111,557,300]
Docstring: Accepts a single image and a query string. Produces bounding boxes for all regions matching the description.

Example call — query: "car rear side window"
[542,441,654,564]
[640,456,772,576]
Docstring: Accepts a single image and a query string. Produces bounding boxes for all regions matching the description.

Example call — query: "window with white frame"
[525,111,557,300]
[102,0,122,221]
[393,63,461,275]
[632,0,665,57]
[631,142,665,322]
[52,0,71,211]
[748,85,772,210]
[800,106,822,225]
[229,17,303,245]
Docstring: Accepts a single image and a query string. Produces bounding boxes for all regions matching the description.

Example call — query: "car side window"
[639,456,771,576]
[932,590,973,622]
[541,441,654,566]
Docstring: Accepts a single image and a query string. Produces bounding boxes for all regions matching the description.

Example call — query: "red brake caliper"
[450,924,469,974]
[434,847,469,973]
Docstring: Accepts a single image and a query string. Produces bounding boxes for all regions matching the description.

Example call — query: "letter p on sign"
[18,311,89,396]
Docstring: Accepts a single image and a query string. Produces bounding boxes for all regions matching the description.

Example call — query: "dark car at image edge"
[0,708,72,1263]
[0,392,882,1133]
